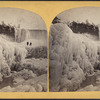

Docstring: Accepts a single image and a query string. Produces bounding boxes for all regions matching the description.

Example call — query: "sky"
[57,7,100,25]
[0,8,46,30]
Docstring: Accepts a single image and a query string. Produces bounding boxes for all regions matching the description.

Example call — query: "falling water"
[29,30,47,43]
[14,28,47,43]
[25,30,31,40]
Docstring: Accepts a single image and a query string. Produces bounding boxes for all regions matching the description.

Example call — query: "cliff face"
[49,23,100,92]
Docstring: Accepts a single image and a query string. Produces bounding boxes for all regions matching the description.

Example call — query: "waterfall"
[25,30,31,40]
[29,30,47,43]
[14,27,22,42]
[14,28,47,43]
[14,28,31,43]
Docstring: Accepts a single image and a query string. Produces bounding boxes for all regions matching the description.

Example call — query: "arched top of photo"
[49,7,100,92]
[0,7,47,92]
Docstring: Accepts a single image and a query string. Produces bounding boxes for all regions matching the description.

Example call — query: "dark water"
[0,76,13,89]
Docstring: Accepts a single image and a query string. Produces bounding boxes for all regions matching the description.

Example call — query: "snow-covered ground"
[0,31,47,92]
[49,23,100,92]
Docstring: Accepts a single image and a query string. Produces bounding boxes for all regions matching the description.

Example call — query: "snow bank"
[0,85,36,92]
[49,23,100,91]
[0,73,47,92]
[77,84,100,91]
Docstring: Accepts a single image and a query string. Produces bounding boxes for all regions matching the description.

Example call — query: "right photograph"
[49,7,100,92]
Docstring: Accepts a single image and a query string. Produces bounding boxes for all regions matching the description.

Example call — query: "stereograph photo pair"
[0,7,99,92]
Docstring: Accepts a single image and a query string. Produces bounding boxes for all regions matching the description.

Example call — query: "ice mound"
[0,85,36,92]
[0,37,27,80]
[12,58,47,76]
[49,23,100,91]
[0,36,47,92]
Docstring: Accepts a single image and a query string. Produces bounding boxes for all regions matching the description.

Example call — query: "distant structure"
[27,42,29,46]
[30,42,32,46]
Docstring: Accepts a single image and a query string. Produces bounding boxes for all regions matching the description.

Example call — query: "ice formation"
[0,36,27,80]
[0,29,47,92]
[49,23,100,91]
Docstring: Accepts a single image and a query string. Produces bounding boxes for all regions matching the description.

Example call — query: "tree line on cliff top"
[52,17,99,37]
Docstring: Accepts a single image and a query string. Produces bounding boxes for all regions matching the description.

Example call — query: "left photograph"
[0,8,47,92]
